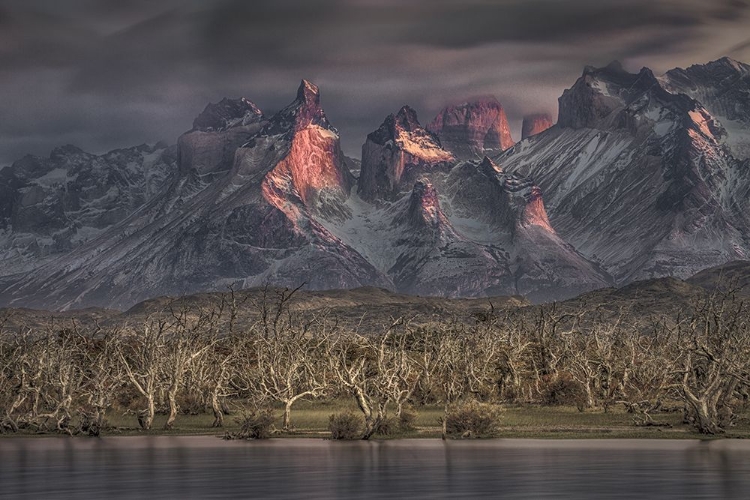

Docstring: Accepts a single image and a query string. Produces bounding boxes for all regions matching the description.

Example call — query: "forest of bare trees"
[1,286,749,438]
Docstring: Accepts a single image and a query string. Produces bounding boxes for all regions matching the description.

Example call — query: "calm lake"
[1,437,749,499]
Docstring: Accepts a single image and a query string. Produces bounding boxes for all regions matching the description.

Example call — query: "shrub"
[540,373,586,408]
[374,416,396,436]
[442,401,502,438]
[179,392,205,415]
[328,412,362,440]
[398,406,417,431]
[224,408,276,440]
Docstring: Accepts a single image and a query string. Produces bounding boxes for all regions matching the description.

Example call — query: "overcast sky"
[1,0,749,164]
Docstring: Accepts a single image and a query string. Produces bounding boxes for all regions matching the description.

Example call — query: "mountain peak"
[428,98,514,159]
[359,107,454,201]
[403,179,445,229]
[50,144,85,159]
[297,79,321,105]
[394,106,421,131]
[558,62,665,130]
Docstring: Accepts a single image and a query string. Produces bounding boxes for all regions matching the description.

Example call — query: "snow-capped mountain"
[0,143,176,280]
[498,60,750,283]
[2,58,750,310]
[0,81,389,309]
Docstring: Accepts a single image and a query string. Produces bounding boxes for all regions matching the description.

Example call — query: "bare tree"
[160,305,218,430]
[117,318,168,430]
[329,319,420,439]
[673,291,750,434]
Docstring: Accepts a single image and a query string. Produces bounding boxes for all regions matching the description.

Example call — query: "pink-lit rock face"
[261,80,353,218]
[428,98,514,159]
[521,113,554,140]
[358,106,454,201]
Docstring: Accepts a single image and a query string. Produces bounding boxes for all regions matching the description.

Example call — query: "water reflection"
[1,437,749,499]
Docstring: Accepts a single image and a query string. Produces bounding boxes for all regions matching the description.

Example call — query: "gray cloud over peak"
[1,0,749,165]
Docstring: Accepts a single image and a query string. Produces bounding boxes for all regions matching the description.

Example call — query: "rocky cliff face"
[178,97,265,177]
[427,98,514,159]
[260,80,354,219]
[358,106,454,201]
[521,113,554,140]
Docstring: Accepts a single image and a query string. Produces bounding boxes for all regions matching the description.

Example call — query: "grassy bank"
[8,401,747,440]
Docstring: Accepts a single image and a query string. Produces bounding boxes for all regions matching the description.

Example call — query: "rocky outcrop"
[399,179,448,231]
[178,98,265,176]
[428,98,514,159]
[521,113,554,140]
[447,156,553,235]
[358,106,454,201]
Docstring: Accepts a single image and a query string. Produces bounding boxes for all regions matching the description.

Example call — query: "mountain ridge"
[2,59,750,310]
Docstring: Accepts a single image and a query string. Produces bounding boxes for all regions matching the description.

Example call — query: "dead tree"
[329,319,418,440]
[117,318,168,430]
[673,291,750,434]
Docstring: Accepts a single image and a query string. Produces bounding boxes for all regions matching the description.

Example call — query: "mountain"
[664,57,750,160]
[340,111,609,300]
[2,58,750,310]
[0,81,389,310]
[427,98,514,159]
[0,143,176,279]
[496,60,750,284]
[358,106,455,201]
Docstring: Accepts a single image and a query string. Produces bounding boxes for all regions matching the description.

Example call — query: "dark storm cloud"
[1,0,749,165]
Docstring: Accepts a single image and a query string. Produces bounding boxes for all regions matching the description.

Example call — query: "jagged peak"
[404,179,445,229]
[695,56,748,73]
[297,79,321,105]
[260,80,334,137]
[394,105,421,132]
[559,62,667,130]
[584,60,626,76]
[367,105,443,150]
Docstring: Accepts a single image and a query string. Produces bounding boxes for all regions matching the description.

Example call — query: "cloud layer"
[2,0,749,164]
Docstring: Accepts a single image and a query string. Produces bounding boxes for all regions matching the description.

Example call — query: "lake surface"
[1,437,750,499]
